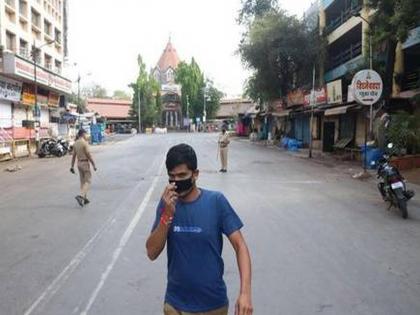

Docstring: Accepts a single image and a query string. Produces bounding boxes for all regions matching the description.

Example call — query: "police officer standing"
[218,126,230,173]
[70,129,97,206]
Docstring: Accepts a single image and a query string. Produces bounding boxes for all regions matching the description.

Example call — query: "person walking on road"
[218,127,230,173]
[146,144,253,315]
[70,129,97,207]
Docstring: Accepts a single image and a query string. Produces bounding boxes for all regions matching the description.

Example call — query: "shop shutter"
[0,101,12,128]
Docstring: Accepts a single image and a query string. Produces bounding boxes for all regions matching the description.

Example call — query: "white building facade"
[0,0,71,151]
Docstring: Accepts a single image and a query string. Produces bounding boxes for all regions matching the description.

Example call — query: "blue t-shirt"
[152,189,243,312]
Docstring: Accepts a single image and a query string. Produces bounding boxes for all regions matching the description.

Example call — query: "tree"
[112,90,131,100]
[67,92,86,112]
[129,54,160,129]
[238,0,278,25]
[203,80,224,120]
[239,11,318,103]
[81,83,108,99]
[176,59,204,119]
[175,59,224,120]
[367,0,420,101]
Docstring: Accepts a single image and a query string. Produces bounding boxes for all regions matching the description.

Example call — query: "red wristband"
[160,213,173,226]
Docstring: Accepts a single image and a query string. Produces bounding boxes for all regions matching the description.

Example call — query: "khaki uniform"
[73,138,92,198]
[218,132,230,170]
[164,303,228,315]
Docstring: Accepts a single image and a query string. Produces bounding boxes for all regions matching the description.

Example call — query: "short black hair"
[166,143,197,172]
[77,129,87,139]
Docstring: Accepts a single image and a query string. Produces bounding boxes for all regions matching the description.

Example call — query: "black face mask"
[169,177,194,194]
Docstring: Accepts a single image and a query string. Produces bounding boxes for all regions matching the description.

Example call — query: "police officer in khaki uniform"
[218,126,230,173]
[70,129,97,206]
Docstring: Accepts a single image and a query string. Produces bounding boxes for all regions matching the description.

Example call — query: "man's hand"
[70,168,75,174]
[162,183,178,216]
[235,293,253,315]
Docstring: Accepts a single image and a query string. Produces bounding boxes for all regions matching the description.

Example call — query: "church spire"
[156,38,180,71]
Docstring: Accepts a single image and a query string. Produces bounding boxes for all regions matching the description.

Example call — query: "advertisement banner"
[304,87,327,106]
[287,89,305,107]
[351,70,383,105]
[327,80,343,104]
[22,84,36,106]
[3,53,72,94]
[48,92,60,107]
[0,76,22,102]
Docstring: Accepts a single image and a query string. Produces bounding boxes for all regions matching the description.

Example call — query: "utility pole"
[309,65,316,159]
[137,88,141,133]
[353,11,374,140]
[32,42,39,154]
[203,86,207,131]
[186,95,190,132]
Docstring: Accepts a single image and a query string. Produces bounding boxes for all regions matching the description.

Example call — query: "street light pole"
[186,95,190,132]
[309,65,315,159]
[354,11,374,139]
[32,43,39,153]
[31,39,57,153]
[77,74,81,110]
[137,88,141,133]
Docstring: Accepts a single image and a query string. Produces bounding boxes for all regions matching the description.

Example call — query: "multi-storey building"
[319,0,420,152]
[0,0,71,157]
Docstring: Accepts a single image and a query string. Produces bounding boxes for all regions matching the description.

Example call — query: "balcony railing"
[327,41,362,71]
[402,69,420,91]
[325,4,362,35]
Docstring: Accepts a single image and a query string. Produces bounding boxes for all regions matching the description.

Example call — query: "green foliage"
[130,54,160,129]
[175,59,224,120]
[81,83,108,99]
[367,0,420,44]
[67,92,86,112]
[239,11,320,103]
[112,90,131,100]
[238,0,278,25]
[386,111,420,154]
[367,0,420,99]
[204,81,224,119]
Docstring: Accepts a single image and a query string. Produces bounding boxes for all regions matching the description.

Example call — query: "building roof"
[87,98,131,119]
[216,99,257,118]
[156,40,180,71]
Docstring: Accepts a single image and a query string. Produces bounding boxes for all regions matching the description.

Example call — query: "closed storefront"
[40,108,49,128]
[0,100,12,128]
[291,115,310,146]
[339,113,356,142]
[0,76,22,129]
[13,105,28,128]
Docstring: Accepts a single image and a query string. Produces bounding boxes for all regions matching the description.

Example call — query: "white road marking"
[80,160,165,315]
[23,152,164,315]
[23,216,117,315]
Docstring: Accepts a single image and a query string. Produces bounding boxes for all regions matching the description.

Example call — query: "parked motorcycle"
[38,138,69,158]
[57,138,70,156]
[377,143,415,219]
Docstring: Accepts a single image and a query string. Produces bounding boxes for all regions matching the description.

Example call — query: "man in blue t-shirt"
[146,143,253,315]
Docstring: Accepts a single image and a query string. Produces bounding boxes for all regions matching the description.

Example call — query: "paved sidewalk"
[234,137,420,191]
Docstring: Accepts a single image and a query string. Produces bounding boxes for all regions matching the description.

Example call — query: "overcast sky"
[67,0,314,98]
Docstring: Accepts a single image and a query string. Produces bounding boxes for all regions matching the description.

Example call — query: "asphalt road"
[1,133,420,315]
